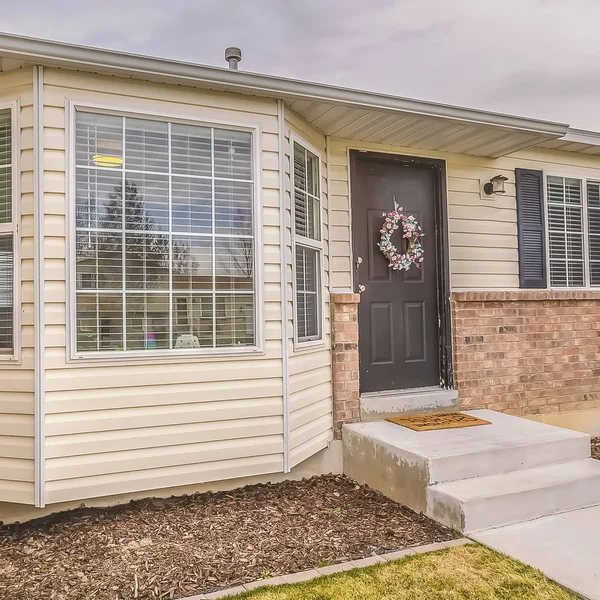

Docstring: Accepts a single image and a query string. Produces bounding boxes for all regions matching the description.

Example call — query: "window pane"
[0,109,11,225]
[0,166,10,225]
[588,182,600,208]
[0,236,13,353]
[215,294,254,347]
[76,292,123,351]
[306,149,319,197]
[294,143,307,192]
[171,124,211,177]
[293,142,320,241]
[76,168,122,230]
[590,261,600,286]
[565,178,582,204]
[215,238,254,290]
[214,129,252,180]
[76,112,123,168]
[172,235,213,290]
[549,260,567,287]
[125,118,168,172]
[548,232,565,259]
[296,245,320,340]
[126,293,170,350]
[124,174,169,232]
[172,176,212,234]
[125,233,170,289]
[172,293,213,348]
[215,180,252,236]
[76,232,122,290]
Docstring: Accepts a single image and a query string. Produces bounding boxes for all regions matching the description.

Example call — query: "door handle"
[358,284,366,293]
[356,256,363,270]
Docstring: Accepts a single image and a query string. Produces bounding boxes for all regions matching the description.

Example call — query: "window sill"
[0,354,20,365]
[293,339,327,354]
[68,345,266,366]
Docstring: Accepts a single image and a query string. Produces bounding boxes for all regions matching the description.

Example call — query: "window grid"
[74,112,256,353]
[292,140,322,344]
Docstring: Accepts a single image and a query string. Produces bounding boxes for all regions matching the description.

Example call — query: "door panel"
[351,154,440,393]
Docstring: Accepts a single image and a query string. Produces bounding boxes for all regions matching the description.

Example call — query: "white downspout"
[33,65,45,508]
[277,99,290,473]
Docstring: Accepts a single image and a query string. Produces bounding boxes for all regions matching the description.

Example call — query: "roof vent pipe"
[225,47,242,70]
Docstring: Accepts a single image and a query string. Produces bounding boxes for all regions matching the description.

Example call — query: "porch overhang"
[0,31,571,158]
[284,99,568,158]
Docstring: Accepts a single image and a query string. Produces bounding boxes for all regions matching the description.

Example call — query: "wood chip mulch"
[592,438,600,460]
[0,474,456,600]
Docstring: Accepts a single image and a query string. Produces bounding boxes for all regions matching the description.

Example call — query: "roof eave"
[0,31,569,140]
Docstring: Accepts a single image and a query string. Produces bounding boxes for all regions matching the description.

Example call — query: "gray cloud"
[1,0,599,129]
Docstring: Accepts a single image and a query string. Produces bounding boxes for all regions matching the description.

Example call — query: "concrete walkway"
[473,505,600,600]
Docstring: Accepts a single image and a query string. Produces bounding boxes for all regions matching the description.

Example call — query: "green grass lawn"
[229,544,578,600]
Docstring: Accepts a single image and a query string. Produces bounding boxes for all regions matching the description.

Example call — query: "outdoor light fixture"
[484,174,508,195]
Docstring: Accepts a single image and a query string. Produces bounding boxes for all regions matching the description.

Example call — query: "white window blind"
[587,181,600,286]
[546,176,585,287]
[0,108,14,355]
[74,111,255,353]
[293,141,322,343]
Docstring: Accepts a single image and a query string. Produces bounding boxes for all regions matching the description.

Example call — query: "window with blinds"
[545,175,600,288]
[74,111,255,353]
[0,109,14,355]
[546,176,584,287]
[293,141,322,343]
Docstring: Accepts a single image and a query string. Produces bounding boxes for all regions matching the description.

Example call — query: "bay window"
[74,110,256,354]
[293,140,322,343]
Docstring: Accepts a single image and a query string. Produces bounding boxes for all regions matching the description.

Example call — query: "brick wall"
[330,293,360,438]
[452,291,600,416]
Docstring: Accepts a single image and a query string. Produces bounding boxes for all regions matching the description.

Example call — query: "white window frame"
[290,133,324,350]
[66,101,264,362]
[543,171,600,290]
[0,100,20,361]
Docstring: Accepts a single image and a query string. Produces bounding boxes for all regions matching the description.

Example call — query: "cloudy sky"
[2,0,599,129]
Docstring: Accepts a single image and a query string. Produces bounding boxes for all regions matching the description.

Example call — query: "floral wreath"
[377,201,424,271]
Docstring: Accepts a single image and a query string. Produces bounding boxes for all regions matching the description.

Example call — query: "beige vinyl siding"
[0,68,35,504]
[284,109,333,469]
[41,69,287,504]
[328,138,600,291]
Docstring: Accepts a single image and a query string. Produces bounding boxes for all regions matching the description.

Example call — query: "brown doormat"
[386,412,492,432]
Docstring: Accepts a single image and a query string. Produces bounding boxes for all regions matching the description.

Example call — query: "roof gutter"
[0,32,569,139]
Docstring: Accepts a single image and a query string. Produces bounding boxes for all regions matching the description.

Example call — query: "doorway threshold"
[360,386,459,422]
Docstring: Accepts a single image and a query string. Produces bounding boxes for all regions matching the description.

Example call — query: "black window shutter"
[516,168,547,288]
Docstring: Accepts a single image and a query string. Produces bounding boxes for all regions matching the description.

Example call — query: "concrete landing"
[360,387,459,422]
[473,505,600,600]
[343,409,594,532]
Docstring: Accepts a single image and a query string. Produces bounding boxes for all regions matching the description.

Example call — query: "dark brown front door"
[351,152,441,394]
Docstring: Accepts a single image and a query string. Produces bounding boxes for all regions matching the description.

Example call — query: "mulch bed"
[592,438,600,460]
[0,475,455,600]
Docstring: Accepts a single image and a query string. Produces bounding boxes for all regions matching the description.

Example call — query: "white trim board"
[65,101,267,363]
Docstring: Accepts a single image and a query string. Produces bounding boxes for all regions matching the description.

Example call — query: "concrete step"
[344,410,590,486]
[343,410,590,521]
[360,387,459,422]
[427,458,600,533]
